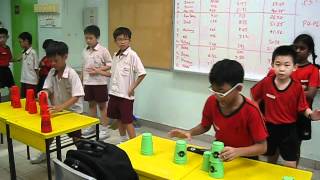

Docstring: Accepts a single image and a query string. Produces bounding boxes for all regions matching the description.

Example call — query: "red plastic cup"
[10,86,20,106]
[28,100,37,114]
[40,104,49,115]
[12,97,22,108]
[41,114,52,133]
[25,89,35,111]
[39,91,48,109]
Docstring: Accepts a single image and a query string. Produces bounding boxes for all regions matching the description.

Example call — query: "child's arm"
[48,96,80,114]
[304,108,320,121]
[220,140,267,161]
[87,67,111,77]
[305,87,317,105]
[168,124,211,140]
[128,74,146,96]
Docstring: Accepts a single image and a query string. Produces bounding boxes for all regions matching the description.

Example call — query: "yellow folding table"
[119,135,313,180]
[183,157,313,180]
[118,135,203,180]
[0,100,99,180]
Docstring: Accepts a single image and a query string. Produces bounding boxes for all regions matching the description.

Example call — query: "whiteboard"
[173,0,320,81]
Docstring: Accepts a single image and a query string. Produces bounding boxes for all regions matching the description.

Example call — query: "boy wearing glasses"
[169,59,268,161]
[251,45,320,168]
[107,27,146,142]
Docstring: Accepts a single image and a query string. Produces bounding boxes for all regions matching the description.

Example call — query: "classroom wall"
[134,69,320,161]
[37,0,109,70]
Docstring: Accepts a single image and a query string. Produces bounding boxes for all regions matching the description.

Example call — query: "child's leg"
[98,102,108,126]
[125,123,136,139]
[88,101,97,118]
[267,150,279,164]
[118,120,127,137]
[283,161,297,168]
[30,138,53,164]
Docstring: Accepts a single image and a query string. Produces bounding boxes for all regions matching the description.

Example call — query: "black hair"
[293,34,318,67]
[84,25,100,38]
[18,32,32,44]
[42,39,54,50]
[271,45,297,64]
[0,28,8,36]
[113,27,132,40]
[45,41,68,57]
[209,59,244,87]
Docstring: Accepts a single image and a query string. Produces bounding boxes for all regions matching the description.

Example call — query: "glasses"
[209,83,242,98]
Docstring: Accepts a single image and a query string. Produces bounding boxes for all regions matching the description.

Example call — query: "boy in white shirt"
[31,41,85,164]
[108,27,146,142]
[81,25,112,139]
[18,32,38,97]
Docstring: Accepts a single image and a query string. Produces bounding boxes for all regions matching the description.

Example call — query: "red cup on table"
[25,89,35,111]
[10,86,21,108]
[41,113,52,133]
[28,100,37,114]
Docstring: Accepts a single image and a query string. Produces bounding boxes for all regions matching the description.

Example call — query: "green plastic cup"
[201,151,211,172]
[209,160,224,179]
[210,141,224,162]
[140,133,153,156]
[282,176,294,180]
[173,140,187,164]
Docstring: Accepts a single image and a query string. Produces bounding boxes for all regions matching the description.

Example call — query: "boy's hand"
[37,90,49,99]
[220,146,240,162]
[310,110,320,121]
[49,105,63,114]
[86,67,98,75]
[168,129,192,140]
[128,86,135,97]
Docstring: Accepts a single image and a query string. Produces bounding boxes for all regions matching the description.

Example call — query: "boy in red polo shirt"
[251,45,320,168]
[0,28,15,102]
[169,59,268,161]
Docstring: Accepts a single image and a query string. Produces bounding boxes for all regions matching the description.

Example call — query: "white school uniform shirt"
[82,43,112,85]
[109,47,146,100]
[20,47,39,85]
[43,65,85,113]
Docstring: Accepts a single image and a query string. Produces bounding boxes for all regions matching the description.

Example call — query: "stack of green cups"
[209,141,224,179]
[140,133,153,156]
[201,151,211,171]
[173,140,187,164]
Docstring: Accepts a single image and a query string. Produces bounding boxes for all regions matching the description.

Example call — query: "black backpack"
[64,139,138,180]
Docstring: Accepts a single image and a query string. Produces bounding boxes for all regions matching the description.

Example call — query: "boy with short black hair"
[108,27,146,142]
[81,25,112,139]
[169,59,268,161]
[251,45,320,168]
[0,28,15,102]
[37,38,54,92]
[31,41,85,164]
[18,32,38,97]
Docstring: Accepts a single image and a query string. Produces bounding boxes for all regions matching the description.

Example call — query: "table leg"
[45,139,52,180]
[96,124,99,141]
[0,133,3,144]
[6,124,16,180]
[27,145,30,160]
[56,136,62,161]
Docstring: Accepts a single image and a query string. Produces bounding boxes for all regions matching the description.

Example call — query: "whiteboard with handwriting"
[174,0,320,80]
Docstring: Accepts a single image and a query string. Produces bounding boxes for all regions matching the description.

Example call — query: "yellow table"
[183,157,313,180]
[118,135,203,180]
[0,100,99,180]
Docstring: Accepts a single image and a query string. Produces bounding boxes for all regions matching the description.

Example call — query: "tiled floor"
[0,125,319,180]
